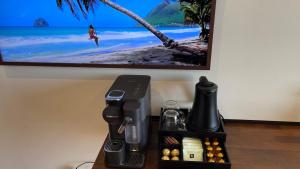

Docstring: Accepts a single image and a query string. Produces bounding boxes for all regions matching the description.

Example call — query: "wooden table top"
[92,119,300,169]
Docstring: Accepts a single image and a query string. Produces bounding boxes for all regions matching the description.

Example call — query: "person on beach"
[88,25,99,46]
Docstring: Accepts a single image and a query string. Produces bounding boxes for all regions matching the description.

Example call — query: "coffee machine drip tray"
[125,152,145,168]
[104,139,145,168]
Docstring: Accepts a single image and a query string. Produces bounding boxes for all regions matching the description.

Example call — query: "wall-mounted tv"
[0,0,216,70]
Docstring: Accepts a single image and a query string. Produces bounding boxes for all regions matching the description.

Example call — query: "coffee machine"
[102,75,151,168]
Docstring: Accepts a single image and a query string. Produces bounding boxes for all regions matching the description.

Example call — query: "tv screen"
[0,0,215,69]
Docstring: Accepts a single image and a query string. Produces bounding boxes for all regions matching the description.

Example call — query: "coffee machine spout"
[117,117,133,134]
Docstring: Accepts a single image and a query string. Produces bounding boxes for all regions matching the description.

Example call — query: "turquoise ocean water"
[0,27,200,63]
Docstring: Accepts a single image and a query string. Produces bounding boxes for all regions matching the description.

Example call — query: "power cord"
[219,112,225,124]
[75,161,95,169]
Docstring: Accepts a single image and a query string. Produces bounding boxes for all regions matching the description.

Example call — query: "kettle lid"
[196,76,217,92]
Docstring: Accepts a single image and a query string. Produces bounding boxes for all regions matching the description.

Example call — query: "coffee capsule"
[171,156,180,161]
[161,156,170,160]
[204,138,210,146]
[216,146,222,152]
[208,158,215,163]
[217,152,224,158]
[207,152,214,158]
[206,146,213,151]
[212,141,219,146]
[162,148,170,156]
[171,149,180,157]
[217,158,225,163]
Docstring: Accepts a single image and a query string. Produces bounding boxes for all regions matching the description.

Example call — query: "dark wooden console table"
[92,118,300,169]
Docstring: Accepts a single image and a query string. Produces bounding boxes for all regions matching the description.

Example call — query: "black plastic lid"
[196,76,217,92]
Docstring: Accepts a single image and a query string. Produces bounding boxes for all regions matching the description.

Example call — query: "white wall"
[0,0,300,169]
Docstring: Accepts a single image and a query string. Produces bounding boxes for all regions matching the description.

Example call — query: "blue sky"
[0,0,164,27]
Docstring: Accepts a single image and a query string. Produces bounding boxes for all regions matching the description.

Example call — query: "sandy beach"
[1,27,207,66]
[90,38,208,66]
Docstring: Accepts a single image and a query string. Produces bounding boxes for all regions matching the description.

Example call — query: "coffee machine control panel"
[106,90,125,101]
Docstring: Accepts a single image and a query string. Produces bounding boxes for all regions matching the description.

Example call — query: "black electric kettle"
[187,76,220,132]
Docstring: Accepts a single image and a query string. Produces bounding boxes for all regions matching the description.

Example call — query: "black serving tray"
[159,108,227,142]
[158,108,231,169]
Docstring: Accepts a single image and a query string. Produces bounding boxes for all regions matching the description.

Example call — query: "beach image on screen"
[0,0,212,67]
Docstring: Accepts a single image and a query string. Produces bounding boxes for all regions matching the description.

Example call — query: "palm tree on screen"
[180,0,211,40]
[56,0,199,55]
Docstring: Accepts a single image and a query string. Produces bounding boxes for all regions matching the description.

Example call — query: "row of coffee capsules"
[161,148,180,161]
[204,138,225,163]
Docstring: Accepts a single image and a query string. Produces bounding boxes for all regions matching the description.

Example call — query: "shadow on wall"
[1,65,201,116]
[2,65,121,80]
[1,65,199,81]
[287,89,300,121]
[296,90,300,119]
[58,162,94,169]
[58,165,73,169]
[0,77,110,169]
[151,80,195,115]
[151,88,163,115]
